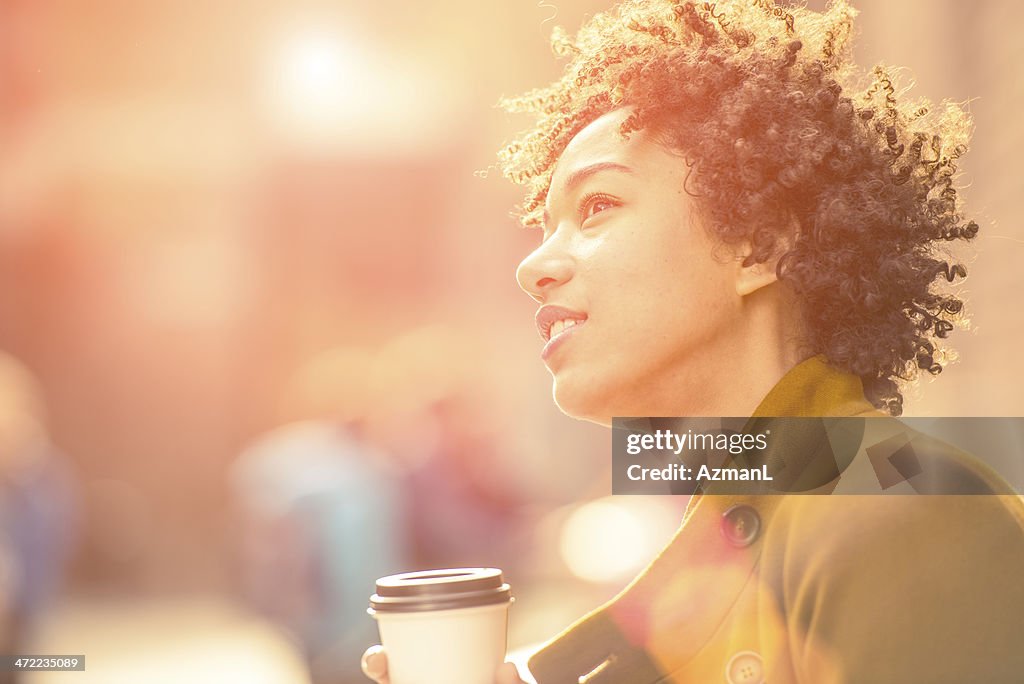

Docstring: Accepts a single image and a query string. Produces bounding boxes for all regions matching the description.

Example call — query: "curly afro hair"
[498,0,978,416]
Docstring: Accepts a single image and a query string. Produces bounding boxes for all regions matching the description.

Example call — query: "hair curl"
[498,0,977,416]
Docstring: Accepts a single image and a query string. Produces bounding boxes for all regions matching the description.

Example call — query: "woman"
[365,0,1024,681]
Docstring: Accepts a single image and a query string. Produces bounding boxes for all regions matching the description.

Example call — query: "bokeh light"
[268,29,360,135]
[559,497,681,584]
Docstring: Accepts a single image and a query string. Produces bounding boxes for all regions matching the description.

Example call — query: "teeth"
[548,318,581,340]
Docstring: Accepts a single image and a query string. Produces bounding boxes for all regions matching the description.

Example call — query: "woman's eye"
[581,194,617,222]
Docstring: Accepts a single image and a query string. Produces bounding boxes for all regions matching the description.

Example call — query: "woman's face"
[516,109,750,424]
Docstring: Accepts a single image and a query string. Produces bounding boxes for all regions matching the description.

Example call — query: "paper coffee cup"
[369,568,513,684]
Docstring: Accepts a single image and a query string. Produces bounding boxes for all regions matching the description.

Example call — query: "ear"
[733,214,799,297]
[735,255,779,297]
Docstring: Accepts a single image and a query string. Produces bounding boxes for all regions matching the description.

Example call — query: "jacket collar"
[752,355,875,418]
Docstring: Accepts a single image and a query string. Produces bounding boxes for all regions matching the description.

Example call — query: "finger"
[361,645,389,683]
[495,661,526,684]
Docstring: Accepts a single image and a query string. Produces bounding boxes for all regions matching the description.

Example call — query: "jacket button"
[725,650,764,684]
[720,505,761,547]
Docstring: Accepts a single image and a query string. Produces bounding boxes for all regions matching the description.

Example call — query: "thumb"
[495,661,526,684]
[361,645,389,683]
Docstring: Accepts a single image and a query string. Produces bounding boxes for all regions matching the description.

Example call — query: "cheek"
[617,263,739,360]
[577,218,738,335]
[620,244,735,317]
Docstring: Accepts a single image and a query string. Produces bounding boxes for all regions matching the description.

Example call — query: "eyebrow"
[543,161,634,228]
[563,161,634,192]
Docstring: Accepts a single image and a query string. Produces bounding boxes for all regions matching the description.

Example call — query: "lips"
[535,306,588,363]
[535,305,588,342]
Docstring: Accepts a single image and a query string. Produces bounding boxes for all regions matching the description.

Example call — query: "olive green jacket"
[528,357,1024,683]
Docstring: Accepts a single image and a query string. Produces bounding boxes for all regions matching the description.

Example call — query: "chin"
[551,377,614,427]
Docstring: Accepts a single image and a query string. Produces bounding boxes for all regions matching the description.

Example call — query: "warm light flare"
[268,30,358,135]
[262,24,463,154]
[560,498,659,584]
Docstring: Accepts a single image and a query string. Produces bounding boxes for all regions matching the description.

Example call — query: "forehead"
[547,109,678,201]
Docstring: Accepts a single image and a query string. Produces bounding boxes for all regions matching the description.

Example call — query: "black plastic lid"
[369,568,512,614]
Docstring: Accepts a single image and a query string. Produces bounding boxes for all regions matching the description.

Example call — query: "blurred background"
[0,0,1021,682]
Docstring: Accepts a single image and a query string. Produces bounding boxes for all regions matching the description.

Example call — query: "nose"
[516,235,574,303]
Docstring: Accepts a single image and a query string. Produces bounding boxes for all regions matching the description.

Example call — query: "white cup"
[369,568,513,684]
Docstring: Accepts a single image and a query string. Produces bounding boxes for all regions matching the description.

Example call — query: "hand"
[361,645,526,684]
